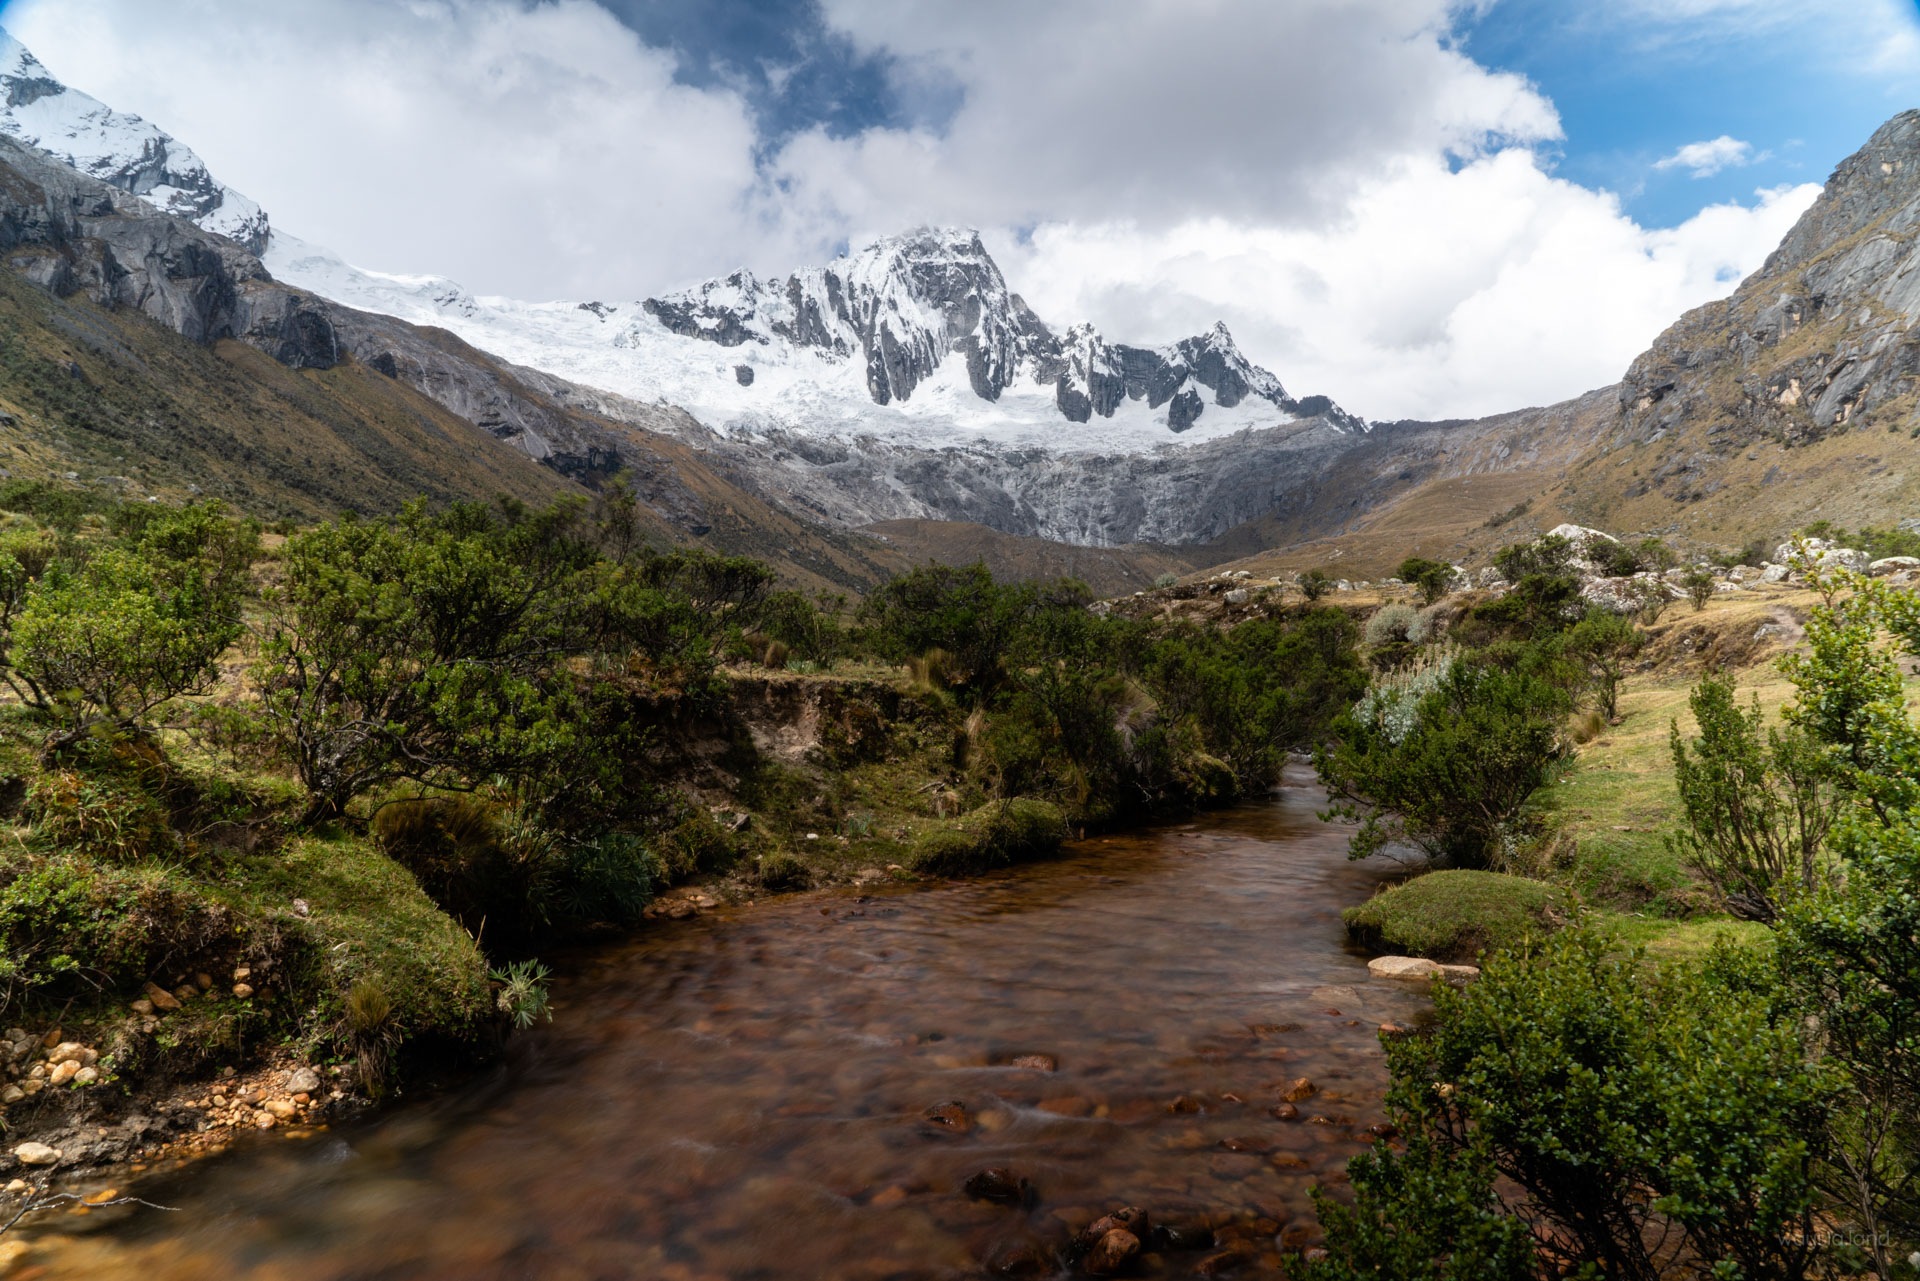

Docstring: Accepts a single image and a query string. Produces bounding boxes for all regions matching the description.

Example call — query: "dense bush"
[9,503,255,737]
[1318,651,1570,867]
[1305,929,1830,1281]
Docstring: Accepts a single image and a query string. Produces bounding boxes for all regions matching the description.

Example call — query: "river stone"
[922,1100,971,1134]
[1084,1228,1140,1275]
[1368,955,1446,981]
[963,1167,1027,1203]
[12,1142,58,1166]
[287,1067,322,1095]
[1008,1054,1056,1072]
[47,1061,77,1087]
[143,982,181,1011]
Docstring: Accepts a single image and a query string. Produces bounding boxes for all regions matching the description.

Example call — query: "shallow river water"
[28,772,1429,1279]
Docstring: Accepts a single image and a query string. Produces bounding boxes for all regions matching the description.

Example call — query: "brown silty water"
[27,773,1431,1279]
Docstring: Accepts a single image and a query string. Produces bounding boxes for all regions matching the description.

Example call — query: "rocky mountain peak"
[0,28,268,253]
[641,225,1359,437]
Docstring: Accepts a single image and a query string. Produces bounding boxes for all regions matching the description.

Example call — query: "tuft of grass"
[1343,869,1566,962]
[907,798,1068,877]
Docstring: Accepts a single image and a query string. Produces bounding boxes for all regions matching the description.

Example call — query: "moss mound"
[1344,869,1564,963]
[908,798,1068,877]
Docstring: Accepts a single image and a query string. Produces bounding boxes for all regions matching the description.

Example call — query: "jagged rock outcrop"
[0,31,268,253]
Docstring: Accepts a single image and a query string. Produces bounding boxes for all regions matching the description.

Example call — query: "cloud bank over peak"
[0,0,1837,419]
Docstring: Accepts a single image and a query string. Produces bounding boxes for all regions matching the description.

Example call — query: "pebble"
[287,1067,322,1095]
[47,1061,77,1087]
[233,967,251,982]
[3,1180,26,1195]
[1280,1077,1317,1102]
[143,983,181,1012]
[0,1240,28,1274]
[232,983,255,999]
[12,1142,59,1166]
[71,1066,98,1087]
[921,1100,971,1134]
[1008,1054,1057,1072]
[265,1098,298,1120]
[130,999,154,1016]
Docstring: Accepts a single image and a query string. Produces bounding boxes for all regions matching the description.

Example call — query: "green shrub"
[1343,870,1563,962]
[1318,654,1570,868]
[907,799,1067,877]
[1305,929,1830,1280]
[1396,557,1454,606]
[1563,609,1643,720]
[1668,673,1836,923]
[1683,566,1716,611]
[1299,568,1333,601]
[1365,603,1418,647]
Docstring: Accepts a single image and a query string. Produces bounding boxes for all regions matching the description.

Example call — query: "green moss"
[211,831,490,1043]
[907,798,1068,877]
[1344,869,1566,962]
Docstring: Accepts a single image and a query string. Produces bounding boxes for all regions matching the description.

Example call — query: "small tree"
[1564,609,1643,721]
[1629,577,1673,624]
[1299,568,1333,601]
[1397,557,1454,606]
[1668,674,1836,922]
[1682,567,1716,611]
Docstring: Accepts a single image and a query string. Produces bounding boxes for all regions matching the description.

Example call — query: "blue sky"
[1457,0,1920,228]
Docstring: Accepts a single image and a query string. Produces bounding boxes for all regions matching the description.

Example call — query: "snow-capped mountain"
[0,26,1378,547]
[0,31,267,253]
[265,227,1363,453]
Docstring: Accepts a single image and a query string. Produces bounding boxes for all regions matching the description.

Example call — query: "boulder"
[1870,556,1920,576]
[1369,955,1445,980]
[1776,540,1868,573]
[1547,524,1620,554]
[1760,563,1790,583]
[1223,588,1248,605]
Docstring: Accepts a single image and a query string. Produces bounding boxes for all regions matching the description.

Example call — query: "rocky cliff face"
[0,31,268,254]
[0,133,331,365]
[1617,110,1920,500]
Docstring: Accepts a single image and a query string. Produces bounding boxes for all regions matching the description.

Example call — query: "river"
[24,771,1429,1279]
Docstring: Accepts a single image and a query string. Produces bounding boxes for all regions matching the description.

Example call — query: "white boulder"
[1870,556,1920,577]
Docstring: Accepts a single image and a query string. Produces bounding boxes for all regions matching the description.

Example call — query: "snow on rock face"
[265,224,1363,454]
[0,29,268,253]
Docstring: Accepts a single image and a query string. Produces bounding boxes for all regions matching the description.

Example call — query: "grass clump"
[907,799,1068,877]
[1343,869,1565,962]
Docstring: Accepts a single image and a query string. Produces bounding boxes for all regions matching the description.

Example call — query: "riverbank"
[3,788,1432,1279]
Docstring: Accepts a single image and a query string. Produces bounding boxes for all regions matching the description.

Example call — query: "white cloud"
[1655,135,1760,177]
[4,0,771,299]
[0,0,1841,421]
[993,166,1820,420]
